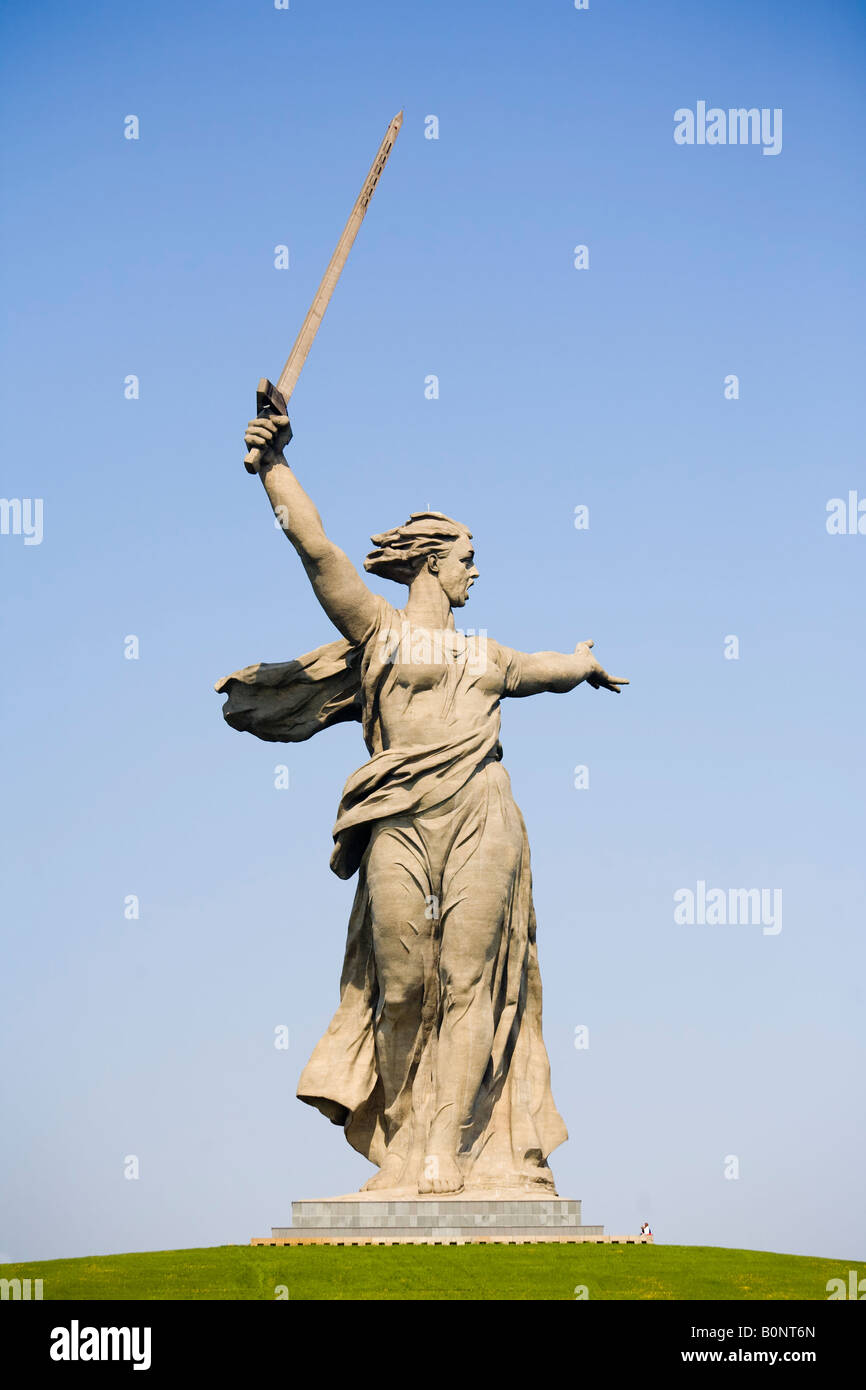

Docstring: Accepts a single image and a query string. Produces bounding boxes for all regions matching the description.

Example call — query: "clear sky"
[1,0,864,1268]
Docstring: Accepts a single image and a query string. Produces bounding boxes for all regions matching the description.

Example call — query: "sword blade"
[276,109,403,403]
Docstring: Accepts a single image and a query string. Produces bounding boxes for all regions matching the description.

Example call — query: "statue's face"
[429,534,478,608]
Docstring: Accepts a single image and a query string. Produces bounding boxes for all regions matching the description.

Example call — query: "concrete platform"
[252,1233,651,1245]
[251,1194,651,1246]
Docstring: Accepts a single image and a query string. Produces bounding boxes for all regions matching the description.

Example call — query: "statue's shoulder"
[483,637,526,695]
[355,593,404,655]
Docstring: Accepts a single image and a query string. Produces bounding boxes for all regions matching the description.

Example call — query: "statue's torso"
[370,615,508,751]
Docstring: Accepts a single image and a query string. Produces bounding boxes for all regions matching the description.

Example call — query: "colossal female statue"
[217,412,627,1196]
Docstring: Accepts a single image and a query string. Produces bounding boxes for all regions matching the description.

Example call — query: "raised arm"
[505,640,629,697]
[243,413,379,645]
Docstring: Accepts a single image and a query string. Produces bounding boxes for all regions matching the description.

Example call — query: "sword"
[244,110,403,473]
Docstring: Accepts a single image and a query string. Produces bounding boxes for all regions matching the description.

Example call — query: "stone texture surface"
[291,1197,585,1230]
[266,1195,607,1243]
[219,440,628,1196]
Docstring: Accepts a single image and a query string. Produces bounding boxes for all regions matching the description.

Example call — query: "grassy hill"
[2,1243,861,1300]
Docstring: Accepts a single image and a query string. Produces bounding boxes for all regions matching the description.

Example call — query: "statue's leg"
[422,775,522,1193]
[362,819,432,1190]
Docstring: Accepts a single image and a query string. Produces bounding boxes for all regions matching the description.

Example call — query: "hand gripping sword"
[244,110,403,473]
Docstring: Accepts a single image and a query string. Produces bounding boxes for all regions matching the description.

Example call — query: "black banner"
[1,1298,860,1374]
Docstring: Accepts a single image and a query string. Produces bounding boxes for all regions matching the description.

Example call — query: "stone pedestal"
[252,1192,625,1244]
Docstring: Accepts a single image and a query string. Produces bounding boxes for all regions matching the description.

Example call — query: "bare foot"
[418,1153,464,1194]
[362,1151,407,1192]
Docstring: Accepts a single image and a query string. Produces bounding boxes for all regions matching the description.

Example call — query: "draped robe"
[216,596,567,1191]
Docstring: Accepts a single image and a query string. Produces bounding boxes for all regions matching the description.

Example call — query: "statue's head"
[364,511,478,607]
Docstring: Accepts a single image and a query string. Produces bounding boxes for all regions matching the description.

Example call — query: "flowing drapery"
[216,597,567,1189]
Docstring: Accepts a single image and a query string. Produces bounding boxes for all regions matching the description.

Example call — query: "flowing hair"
[364,511,472,585]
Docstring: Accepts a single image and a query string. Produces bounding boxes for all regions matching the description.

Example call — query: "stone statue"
[216,413,628,1196]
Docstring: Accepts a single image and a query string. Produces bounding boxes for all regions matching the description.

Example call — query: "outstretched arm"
[506,640,628,697]
[244,413,379,645]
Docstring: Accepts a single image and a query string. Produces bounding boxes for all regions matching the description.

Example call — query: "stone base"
[251,1194,653,1245]
[253,1233,649,1245]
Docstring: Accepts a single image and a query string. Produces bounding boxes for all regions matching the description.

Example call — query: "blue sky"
[1,0,864,1268]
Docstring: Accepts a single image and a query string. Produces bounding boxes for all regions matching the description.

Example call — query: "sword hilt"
[244,378,292,475]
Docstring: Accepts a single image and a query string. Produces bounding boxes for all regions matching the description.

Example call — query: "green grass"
[3,1244,862,1300]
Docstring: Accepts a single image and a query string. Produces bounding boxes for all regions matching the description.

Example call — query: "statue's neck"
[404,571,454,630]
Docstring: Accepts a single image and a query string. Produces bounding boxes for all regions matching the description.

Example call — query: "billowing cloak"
[216,598,567,1189]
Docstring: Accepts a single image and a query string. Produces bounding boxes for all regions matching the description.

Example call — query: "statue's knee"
[440,968,486,1015]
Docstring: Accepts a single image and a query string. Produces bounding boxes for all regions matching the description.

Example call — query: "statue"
[216,412,628,1197]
